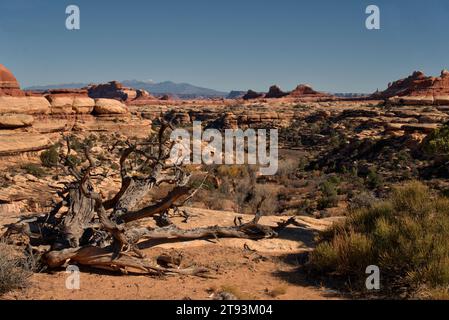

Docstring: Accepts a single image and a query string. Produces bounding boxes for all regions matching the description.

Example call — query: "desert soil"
[1,208,343,300]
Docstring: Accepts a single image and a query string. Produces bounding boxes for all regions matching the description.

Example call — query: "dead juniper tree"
[2,119,298,277]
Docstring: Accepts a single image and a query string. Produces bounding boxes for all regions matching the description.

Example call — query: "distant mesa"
[226,90,246,99]
[287,84,335,101]
[289,84,321,97]
[0,64,24,96]
[265,85,288,99]
[87,81,153,102]
[243,89,264,100]
[373,69,449,105]
[242,84,334,101]
[26,80,228,100]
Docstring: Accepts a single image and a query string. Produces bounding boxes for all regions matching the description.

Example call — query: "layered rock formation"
[0,114,34,129]
[0,64,24,96]
[0,64,135,156]
[44,89,95,114]
[374,70,449,105]
[0,96,50,114]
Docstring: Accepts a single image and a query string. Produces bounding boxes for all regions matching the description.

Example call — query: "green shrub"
[366,168,383,189]
[422,124,449,156]
[296,199,315,215]
[21,163,46,177]
[348,192,377,211]
[317,180,339,209]
[40,146,59,167]
[307,181,449,298]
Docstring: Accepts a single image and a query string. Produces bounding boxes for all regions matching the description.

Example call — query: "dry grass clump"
[0,242,32,296]
[307,181,449,299]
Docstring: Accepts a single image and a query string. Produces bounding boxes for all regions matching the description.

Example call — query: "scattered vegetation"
[40,145,59,167]
[307,181,449,298]
[317,179,339,210]
[365,167,383,189]
[422,124,449,156]
[21,163,46,177]
[0,243,31,296]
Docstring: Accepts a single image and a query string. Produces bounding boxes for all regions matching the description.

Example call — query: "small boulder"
[72,97,95,114]
[94,98,128,114]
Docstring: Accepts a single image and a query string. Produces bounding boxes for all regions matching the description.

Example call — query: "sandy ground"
[1,208,343,300]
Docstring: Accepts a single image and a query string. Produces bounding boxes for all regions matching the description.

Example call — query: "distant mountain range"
[25,81,368,100]
[26,80,229,98]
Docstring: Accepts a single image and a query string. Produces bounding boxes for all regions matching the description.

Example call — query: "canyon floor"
[1,208,342,300]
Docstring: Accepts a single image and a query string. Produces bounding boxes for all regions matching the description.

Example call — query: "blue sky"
[1,0,449,93]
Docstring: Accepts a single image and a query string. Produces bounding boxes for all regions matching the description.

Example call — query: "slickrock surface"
[0,114,34,129]
[0,132,53,156]
[0,96,51,114]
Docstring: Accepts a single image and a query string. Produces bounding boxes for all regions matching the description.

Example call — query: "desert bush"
[21,163,46,177]
[69,135,97,153]
[348,192,377,211]
[317,180,339,210]
[251,185,280,215]
[307,181,449,298]
[40,145,59,167]
[216,165,254,179]
[295,199,315,215]
[0,243,31,296]
[365,167,383,189]
[422,124,449,156]
[277,159,298,179]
